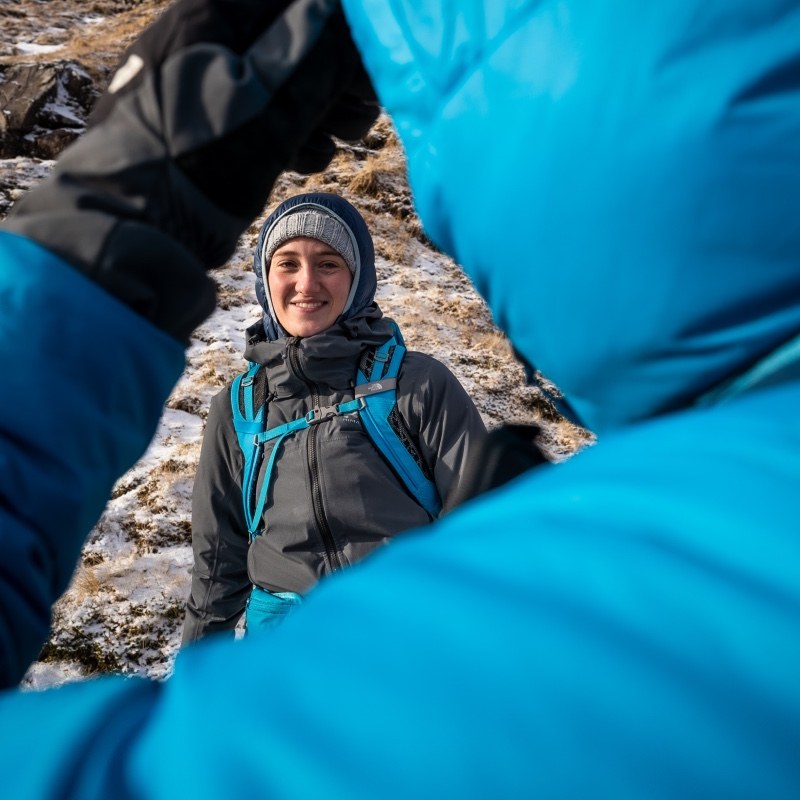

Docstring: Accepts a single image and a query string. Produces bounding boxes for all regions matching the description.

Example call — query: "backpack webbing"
[230,322,442,539]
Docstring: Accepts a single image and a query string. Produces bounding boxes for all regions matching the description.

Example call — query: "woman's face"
[268,237,353,337]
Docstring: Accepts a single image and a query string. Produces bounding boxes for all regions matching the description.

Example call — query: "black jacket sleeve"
[182,387,252,644]
[397,353,489,514]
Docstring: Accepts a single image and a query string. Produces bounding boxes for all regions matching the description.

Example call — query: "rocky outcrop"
[0,61,98,159]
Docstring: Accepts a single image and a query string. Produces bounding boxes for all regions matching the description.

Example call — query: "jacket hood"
[343,1,800,433]
[254,192,378,341]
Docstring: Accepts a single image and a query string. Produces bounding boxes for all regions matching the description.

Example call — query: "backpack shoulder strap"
[355,321,442,519]
[230,362,267,538]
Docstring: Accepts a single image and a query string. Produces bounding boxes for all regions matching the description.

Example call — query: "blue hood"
[343,1,800,433]
[254,192,378,340]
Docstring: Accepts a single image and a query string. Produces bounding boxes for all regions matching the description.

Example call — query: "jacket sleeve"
[182,388,252,644]
[0,233,185,689]
[396,353,488,514]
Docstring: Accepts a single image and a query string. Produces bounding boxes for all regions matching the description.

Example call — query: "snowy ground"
[1,3,593,690]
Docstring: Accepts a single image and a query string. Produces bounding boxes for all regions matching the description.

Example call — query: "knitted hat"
[261,206,358,274]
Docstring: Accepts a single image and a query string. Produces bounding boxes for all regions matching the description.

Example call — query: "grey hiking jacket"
[183,314,487,642]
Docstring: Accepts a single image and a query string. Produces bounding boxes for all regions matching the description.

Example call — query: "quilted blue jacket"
[0,1,798,797]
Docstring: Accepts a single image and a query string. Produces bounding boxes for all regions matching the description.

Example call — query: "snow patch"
[15,42,63,55]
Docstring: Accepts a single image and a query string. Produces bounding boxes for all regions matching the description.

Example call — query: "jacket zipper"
[287,339,344,573]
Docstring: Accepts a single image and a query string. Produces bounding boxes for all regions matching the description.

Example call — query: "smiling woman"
[182,191,488,642]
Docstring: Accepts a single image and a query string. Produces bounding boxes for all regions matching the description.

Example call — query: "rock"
[0,61,98,159]
[0,158,54,220]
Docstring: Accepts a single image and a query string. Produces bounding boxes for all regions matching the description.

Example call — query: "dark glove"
[91,0,379,178]
[90,0,287,124]
[3,0,379,342]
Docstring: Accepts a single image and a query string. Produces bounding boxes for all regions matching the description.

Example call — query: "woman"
[182,192,487,640]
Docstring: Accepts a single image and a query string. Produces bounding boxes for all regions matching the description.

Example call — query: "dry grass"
[375,222,414,265]
[347,157,384,197]
[69,566,104,601]
[215,283,251,310]
[0,0,165,83]
[473,329,515,359]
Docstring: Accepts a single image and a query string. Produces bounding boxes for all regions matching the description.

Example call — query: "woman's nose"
[295,264,318,292]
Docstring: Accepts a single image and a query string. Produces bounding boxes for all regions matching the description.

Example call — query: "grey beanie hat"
[262,207,358,274]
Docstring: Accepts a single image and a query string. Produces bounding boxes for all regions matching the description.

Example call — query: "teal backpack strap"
[230,363,267,537]
[355,322,442,518]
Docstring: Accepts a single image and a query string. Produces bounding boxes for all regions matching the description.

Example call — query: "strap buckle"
[306,404,340,426]
[306,397,365,425]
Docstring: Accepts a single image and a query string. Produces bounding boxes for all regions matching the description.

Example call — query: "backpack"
[230,321,442,540]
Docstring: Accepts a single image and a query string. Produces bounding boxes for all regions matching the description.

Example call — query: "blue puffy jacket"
[0,233,184,689]
[1,1,799,798]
